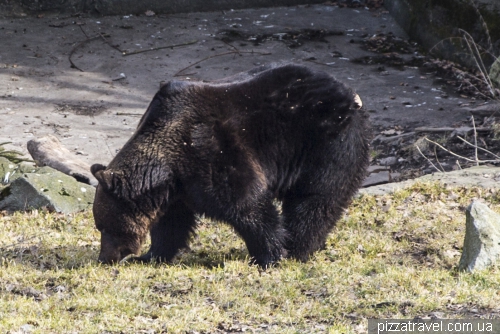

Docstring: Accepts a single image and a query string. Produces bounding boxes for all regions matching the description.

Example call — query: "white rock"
[459,201,500,272]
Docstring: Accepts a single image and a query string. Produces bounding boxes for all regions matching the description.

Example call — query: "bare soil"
[1,4,497,183]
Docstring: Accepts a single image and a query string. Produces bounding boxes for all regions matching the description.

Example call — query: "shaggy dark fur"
[91,64,370,267]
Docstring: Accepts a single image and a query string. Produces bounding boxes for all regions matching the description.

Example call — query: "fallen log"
[27,135,97,186]
[465,103,500,117]
[373,132,415,143]
[414,126,490,134]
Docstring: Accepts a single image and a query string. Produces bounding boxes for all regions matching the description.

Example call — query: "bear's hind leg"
[138,201,196,263]
[282,194,342,262]
[225,195,287,268]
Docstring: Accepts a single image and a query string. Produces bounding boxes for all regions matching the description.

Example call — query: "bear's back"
[142,64,357,126]
[207,64,355,118]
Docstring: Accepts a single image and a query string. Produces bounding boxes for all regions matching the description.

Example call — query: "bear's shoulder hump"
[158,80,192,98]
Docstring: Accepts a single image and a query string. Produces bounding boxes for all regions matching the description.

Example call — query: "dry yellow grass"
[0,182,499,333]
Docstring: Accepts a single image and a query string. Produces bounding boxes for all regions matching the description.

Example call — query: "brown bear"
[91,63,370,267]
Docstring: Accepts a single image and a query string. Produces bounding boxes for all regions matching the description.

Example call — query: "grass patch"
[1,182,500,333]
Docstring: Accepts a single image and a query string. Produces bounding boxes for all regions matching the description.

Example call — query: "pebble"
[379,156,397,166]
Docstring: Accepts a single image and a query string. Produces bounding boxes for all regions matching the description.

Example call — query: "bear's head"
[91,163,150,263]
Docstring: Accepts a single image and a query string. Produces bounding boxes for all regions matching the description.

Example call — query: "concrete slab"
[361,166,500,196]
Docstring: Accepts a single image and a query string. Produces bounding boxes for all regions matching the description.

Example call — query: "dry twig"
[423,137,500,164]
[464,0,492,51]
[456,136,500,160]
[77,24,90,39]
[415,143,443,173]
[220,40,241,54]
[174,50,272,77]
[471,115,479,165]
[433,145,445,172]
[69,35,101,72]
[458,29,495,98]
[99,32,125,53]
[115,112,142,117]
[122,40,198,56]
[414,126,490,133]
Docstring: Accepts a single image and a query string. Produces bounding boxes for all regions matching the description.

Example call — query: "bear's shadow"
[0,245,100,271]
[0,245,250,271]
[142,246,250,269]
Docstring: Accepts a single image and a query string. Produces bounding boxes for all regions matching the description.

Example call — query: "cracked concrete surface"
[1,4,495,191]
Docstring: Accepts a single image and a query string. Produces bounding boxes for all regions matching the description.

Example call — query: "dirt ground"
[0,4,494,180]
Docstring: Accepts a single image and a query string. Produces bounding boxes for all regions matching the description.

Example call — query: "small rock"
[459,201,500,272]
[367,165,389,173]
[362,171,391,187]
[423,168,434,174]
[20,324,35,333]
[53,285,66,293]
[429,311,445,319]
[379,156,397,166]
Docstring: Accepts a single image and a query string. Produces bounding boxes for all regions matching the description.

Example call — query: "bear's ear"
[353,93,363,109]
[91,164,114,192]
[91,163,107,176]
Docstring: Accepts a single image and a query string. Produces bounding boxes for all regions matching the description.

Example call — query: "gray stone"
[379,156,398,166]
[19,324,35,333]
[459,201,500,272]
[363,171,391,187]
[0,166,95,214]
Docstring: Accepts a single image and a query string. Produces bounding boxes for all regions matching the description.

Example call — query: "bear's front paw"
[250,248,286,269]
[131,253,165,263]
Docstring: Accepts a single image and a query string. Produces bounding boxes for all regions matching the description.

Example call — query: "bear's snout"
[97,250,120,264]
[98,231,136,264]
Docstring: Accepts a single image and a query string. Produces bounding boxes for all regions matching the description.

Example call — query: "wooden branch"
[458,29,495,98]
[414,126,490,133]
[174,50,272,77]
[456,135,500,160]
[415,144,443,173]
[465,103,500,117]
[99,32,125,54]
[373,132,415,143]
[116,112,142,117]
[220,40,241,54]
[469,109,500,117]
[122,40,198,56]
[69,34,111,72]
[433,145,445,172]
[27,135,97,186]
[471,115,479,166]
[423,137,500,164]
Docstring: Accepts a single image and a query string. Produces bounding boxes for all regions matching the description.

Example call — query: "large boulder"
[0,166,95,214]
[459,200,500,272]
